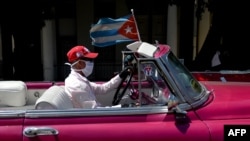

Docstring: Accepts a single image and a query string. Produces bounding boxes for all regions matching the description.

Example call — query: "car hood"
[194,81,250,120]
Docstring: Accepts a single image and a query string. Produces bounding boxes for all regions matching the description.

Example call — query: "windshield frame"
[158,51,211,108]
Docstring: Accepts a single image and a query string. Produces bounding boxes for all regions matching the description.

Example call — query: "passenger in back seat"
[64,45,129,109]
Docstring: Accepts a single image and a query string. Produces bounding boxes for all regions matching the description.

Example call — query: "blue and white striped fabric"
[90,15,139,47]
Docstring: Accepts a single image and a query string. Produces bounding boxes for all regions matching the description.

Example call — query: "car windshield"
[123,43,207,107]
[161,52,204,99]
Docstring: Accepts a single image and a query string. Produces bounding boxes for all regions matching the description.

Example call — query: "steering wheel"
[112,66,134,105]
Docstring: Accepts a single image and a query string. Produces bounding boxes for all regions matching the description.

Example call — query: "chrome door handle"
[23,127,59,137]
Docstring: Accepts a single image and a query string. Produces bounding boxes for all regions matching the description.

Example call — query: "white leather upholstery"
[0,81,27,107]
[35,85,73,109]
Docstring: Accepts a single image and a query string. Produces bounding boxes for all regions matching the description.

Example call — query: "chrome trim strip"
[0,111,25,118]
[25,106,168,118]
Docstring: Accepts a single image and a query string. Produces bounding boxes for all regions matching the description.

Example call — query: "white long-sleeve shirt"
[65,70,122,108]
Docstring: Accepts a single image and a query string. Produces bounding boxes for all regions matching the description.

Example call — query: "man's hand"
[119,69,130,79]
[119,67,133,79]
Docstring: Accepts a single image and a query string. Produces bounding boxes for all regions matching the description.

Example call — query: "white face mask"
[68,60,94,77]
[82,61,94,77]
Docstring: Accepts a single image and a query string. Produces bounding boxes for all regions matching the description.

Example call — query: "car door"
[0,111,25,141]
[23,107,210,141]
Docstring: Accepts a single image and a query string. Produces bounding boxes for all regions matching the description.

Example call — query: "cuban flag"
[90,14,139,47]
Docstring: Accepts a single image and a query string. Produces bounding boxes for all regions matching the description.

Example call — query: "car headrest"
[35,85,73,110]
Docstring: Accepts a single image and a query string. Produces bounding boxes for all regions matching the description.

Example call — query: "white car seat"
[35,85,73,109]
[0,81,27,107]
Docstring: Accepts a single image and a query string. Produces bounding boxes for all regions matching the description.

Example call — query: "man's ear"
[81,61,86,69]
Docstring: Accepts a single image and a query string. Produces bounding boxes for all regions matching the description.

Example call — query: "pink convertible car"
[0,41,249,141]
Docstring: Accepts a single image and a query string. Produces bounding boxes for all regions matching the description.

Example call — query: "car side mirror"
[167,95,189,123]
[172,106,189,124]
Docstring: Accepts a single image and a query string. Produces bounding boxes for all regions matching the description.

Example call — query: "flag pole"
[131,9,141,42]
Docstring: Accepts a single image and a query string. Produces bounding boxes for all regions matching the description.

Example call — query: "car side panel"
[204,119,250,141]
[0,118,23,141]
[23,110,210,141]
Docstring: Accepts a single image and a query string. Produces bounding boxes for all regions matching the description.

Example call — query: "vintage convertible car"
[0,41,250,141]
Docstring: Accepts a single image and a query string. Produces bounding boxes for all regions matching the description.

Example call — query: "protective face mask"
[66,60,94,77]
[82,61,94,77]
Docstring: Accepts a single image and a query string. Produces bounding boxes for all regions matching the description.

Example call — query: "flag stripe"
[90,29,119,38]
[90,22,124,33]
[92,34,129,44]
[92,35,136,47]
[96,15,131,24]
[92,39,133,47]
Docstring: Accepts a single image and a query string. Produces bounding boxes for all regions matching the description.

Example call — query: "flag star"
[124,25,133,34]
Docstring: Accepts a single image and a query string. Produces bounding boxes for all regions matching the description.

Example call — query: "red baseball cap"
[67,45,98,63]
